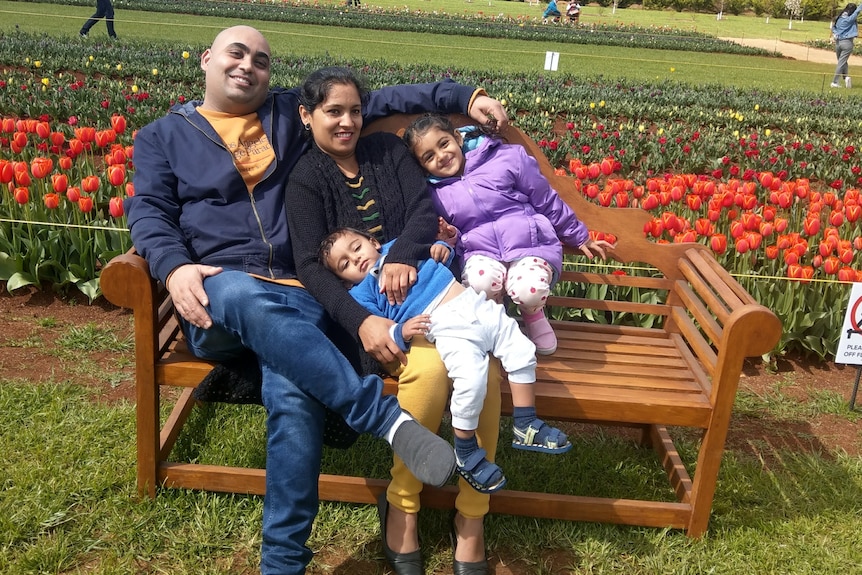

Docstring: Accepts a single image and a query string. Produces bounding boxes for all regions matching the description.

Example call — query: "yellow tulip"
[182,51,190,59]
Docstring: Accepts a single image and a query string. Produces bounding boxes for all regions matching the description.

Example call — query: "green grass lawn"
[0,1,846,93]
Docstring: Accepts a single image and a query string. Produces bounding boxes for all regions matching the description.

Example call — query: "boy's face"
[411,126,465,179]
[326,232,381,285]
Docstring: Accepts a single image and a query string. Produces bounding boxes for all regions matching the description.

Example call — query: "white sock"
[385,411,413,444]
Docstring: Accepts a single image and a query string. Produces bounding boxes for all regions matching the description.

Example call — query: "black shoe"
[377,492,423,575]
[450,512,489,575]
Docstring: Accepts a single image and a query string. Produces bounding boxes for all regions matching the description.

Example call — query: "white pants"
[427,287,536,431]
[462,255,554,313]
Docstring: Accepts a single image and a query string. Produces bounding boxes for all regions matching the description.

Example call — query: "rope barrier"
[0,217,130,233]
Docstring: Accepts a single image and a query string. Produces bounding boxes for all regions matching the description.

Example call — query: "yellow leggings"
[384,337,502,519]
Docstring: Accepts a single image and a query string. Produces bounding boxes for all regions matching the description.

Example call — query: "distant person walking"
[830,3,862,88]
[80,0,117,39]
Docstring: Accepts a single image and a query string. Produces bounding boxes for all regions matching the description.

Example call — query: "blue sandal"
[512,419,572,454]
[455,447,507,494]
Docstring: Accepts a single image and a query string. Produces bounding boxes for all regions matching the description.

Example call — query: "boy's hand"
[401,314,432,340]
[579,238,616,260]
[430,243,451,263]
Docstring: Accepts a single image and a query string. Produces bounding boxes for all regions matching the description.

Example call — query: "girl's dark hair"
[843,3,857,14]
[402,113,499,151]
[298,66,368,116]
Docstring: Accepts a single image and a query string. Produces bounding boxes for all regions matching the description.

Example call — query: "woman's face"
[299,82,363,161]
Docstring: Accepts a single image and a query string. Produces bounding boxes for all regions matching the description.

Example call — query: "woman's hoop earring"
[304,123,311,131]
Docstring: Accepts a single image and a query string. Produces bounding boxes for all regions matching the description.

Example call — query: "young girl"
[402,114,614,355]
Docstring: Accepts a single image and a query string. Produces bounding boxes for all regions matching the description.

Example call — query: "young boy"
[319,227,572,494]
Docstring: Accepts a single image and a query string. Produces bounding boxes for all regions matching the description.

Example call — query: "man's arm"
[364,81,508,128]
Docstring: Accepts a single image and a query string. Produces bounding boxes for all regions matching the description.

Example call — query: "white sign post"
[835,282,862,408]
[544,51,560,71]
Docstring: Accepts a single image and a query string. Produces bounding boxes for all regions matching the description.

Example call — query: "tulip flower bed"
[2,31,861,359]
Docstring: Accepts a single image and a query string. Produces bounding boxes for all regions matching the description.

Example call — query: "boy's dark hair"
[401,113,499,151]
[318,227,376,270]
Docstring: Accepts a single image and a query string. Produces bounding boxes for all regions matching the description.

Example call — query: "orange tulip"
[30,157,53,179]
[81,175,100,193]
[35,121,50,139]
[74,126,95,143]
[0,117,15,133]
[67,138,84,157]
[58,156,72,171]
[43,192,60,210]
[125,182,135,197]
[78,195,94,213]
[66,186,81,203]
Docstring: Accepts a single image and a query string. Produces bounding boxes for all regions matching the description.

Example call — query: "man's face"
[200,26,271,114]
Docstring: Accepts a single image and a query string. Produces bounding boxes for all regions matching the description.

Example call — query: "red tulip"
[614,192,629,208]
[109,196,124,218]
[43,192,60,210]
[50,131,65,147]
[787,263,803,279]
[600,158,614,176]
[839,267,856,282]
[74,127,95,143]
[12,131,27,151]
[58,156,72,171]
[802,217,821,237]
[66,186,81,203]
[784,251,799,266]
[14,187,29,204]
[0,117,15,133]
[0,160,12,184]
[710,234,727,255]
[110,114,127,134]
[125,182,135,197]
[107,164,126,187]
[735,237,750,254]
[587,163,601,179]
[839,247,854,265]
[51,173,68,194]
[847,205,862,223]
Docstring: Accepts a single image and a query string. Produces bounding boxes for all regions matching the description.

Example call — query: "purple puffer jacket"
[428,135,589,278]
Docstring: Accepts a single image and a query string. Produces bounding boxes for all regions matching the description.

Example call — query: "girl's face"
[411,126,465,179]
[299,82,363,161]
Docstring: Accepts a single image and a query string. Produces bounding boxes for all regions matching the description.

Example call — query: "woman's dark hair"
[843,3,857,15]
[402,113,499,151]
[298,66,368,115]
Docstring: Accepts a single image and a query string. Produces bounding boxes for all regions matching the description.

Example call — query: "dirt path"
[722,36,862,67]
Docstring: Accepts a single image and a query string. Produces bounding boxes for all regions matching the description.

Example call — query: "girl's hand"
[401,314,432,340]
[380,262,417,305]
[579,238,616,260]
[436,216,458,247]
[429,243,451,263]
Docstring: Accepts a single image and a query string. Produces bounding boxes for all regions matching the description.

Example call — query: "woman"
[831,3,862,88]
[286,67,502,575]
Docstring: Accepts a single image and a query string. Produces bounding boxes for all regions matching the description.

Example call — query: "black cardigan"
[286,131,440,342]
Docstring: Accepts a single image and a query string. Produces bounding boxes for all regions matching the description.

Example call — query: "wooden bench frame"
[100,114,781,538]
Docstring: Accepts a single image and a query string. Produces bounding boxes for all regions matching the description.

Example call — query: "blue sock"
[454,433,479,463]
[513,406,538,431]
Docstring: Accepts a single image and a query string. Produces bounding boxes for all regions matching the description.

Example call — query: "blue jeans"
[834,38,854,83]
[182,270,403,574]
[80,0,116,37]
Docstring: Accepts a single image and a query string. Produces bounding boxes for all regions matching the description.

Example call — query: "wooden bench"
[100,113,782,538]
